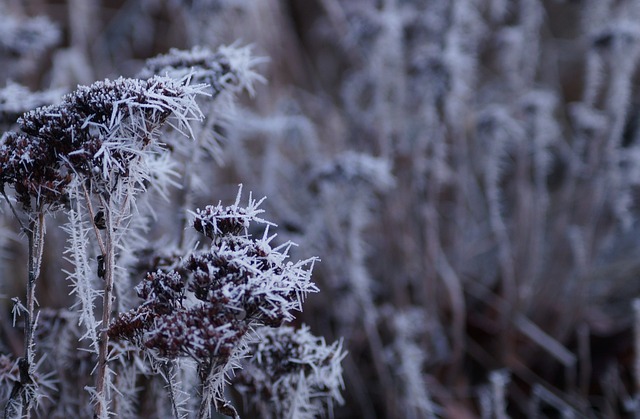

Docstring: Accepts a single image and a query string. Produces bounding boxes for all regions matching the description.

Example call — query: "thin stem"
[21,221,36,419]
[82,182,106,256]
[177,119,208,250]
[162,362,182,419]
[197,361,239,419]
[5,210,45,419]
[94,196,115,418]
[197,361,215,419]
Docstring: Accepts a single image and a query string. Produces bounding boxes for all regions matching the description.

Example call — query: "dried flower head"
[0,13,59,56]
[0,76,205,209]
[108,189,320,416]
[138,44,265,97]
[192,186,271,240]
[234,325,346,419]
[110,188,317,352]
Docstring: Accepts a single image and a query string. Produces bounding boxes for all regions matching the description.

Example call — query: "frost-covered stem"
[177,159,194,250]
[347,197,396,416]
[161,363,181,419]
[177,125,206,249]
[197,362,213,419]
[197,360,239,419]
[177,115,216,250]
[67,0,97,52]
[6,209,45,419]
[485,165,516,363]
[94,196,115,418]
[434,245,466,379]
[423,184,465,378]
[23,215,41,417]
[82,182,106,256]
[27,214,44,357]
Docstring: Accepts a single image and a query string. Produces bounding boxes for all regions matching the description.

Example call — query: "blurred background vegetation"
[3,0,640,417]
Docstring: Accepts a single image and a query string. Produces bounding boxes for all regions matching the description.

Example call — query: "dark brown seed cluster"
[192,204,250,239]
[0,76,188,209]
[108,205,316,363]
[233,325,345,417]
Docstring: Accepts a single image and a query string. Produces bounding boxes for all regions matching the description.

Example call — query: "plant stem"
[197,361,239,419]
[94,198,115,418]
[197,362,215,419]
[4,210,45,419]
[162,362,182,419]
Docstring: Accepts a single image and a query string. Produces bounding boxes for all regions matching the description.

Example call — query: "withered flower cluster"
[0,14,60,57]
[234,325,346,419]
[138,46,237,97]
[0,76,202,209]
[108,191,318,364]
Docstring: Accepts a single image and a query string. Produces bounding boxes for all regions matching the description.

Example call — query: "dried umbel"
[138,45,264,98]
[138,46,234,97]
[108,190,320,416]
[234,325,346,419]
[110,191,318,357]
[0,76,204,209]
[137,44,265,166]
[192,191,269,240]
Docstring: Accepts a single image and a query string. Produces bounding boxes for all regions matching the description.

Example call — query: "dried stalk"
[93,195,115,418]
[197,361,239,419]
[3,209,45,419]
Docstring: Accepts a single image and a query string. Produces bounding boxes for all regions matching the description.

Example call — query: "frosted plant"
[0,76,205,208]
[307,151,393,313]
[138,45,266,246]
[138,44,264,100]
[28,309,93,418]
[0,9,60,81]
[0,348,56,419]
[137,44,265,165]
[384,308,438,419]
[234,325,346,419]
[0,13,59,57]
[0,354,19,413]
[108,188,320,418]
[0,75,206,417]
[312,151,394,191]
[0,82,63,129]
